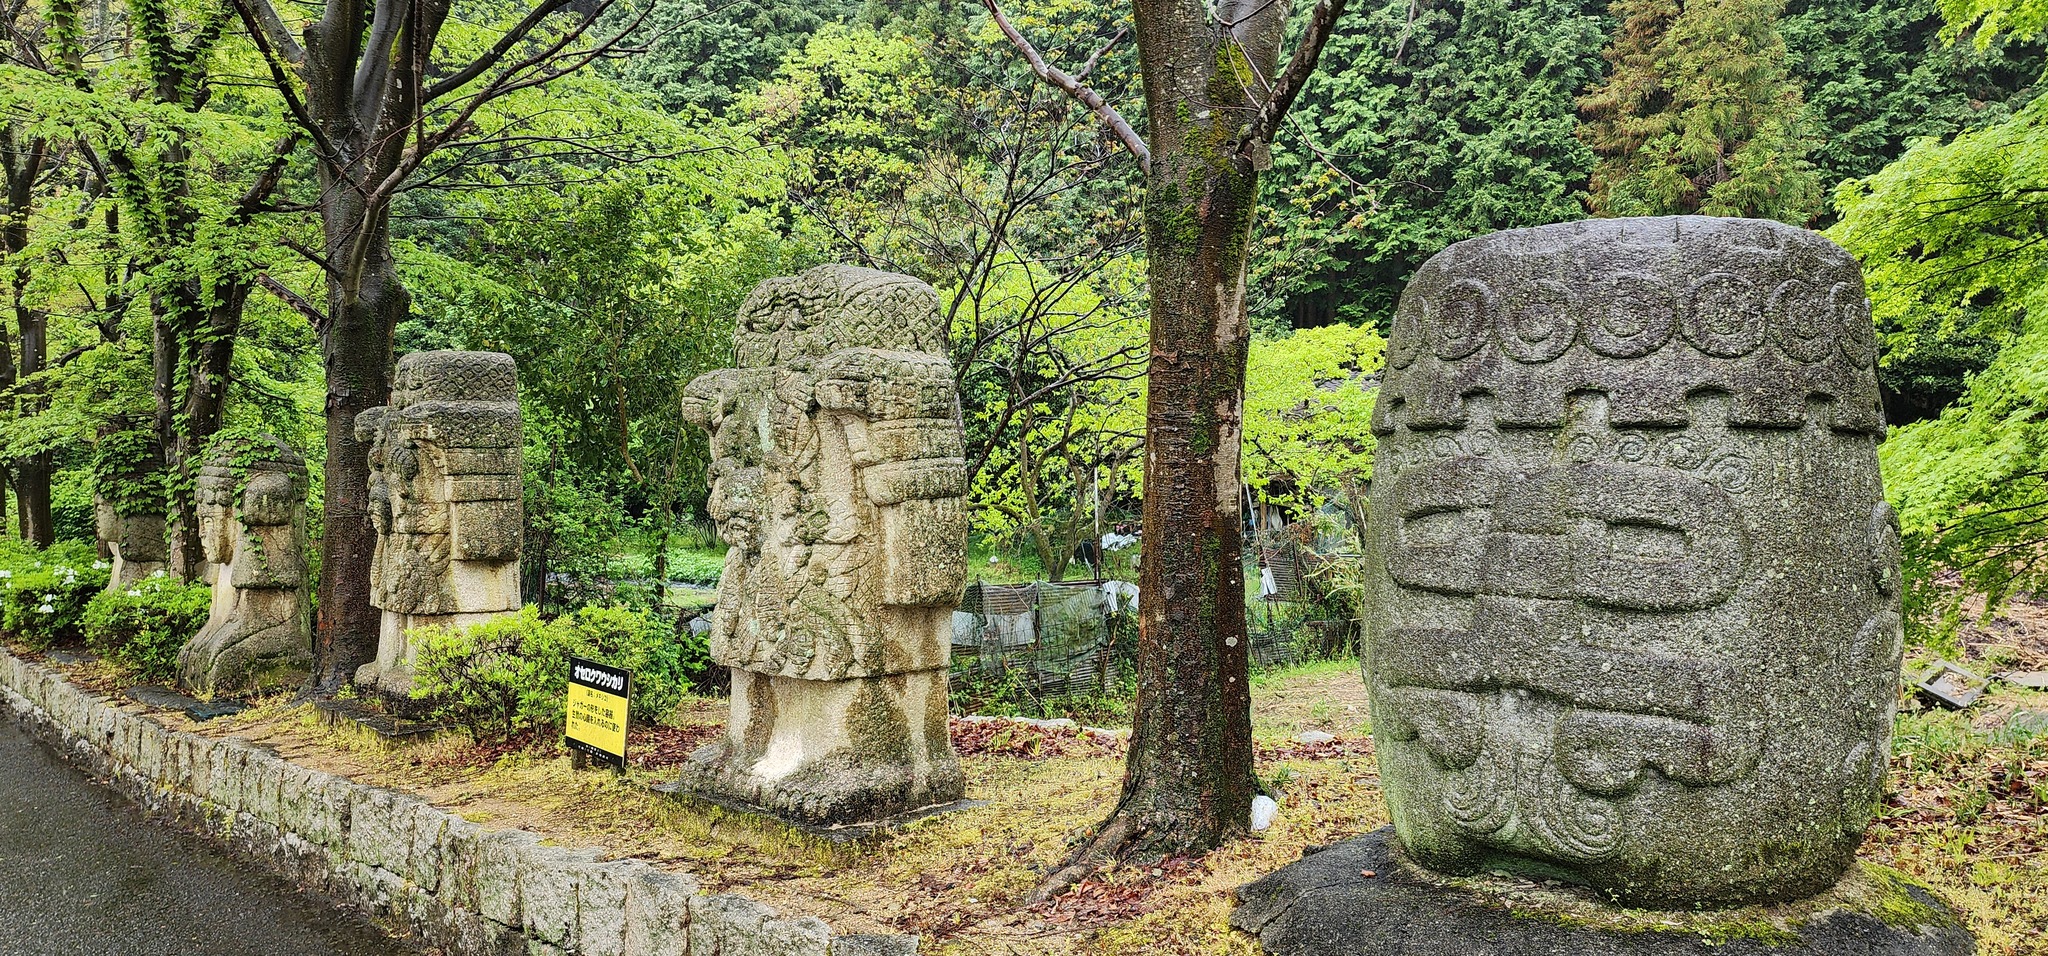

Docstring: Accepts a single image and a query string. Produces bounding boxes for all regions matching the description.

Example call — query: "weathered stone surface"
[1361,217,1905,906]
[676,265,966,825]
[1232,829,1972,956]
[96,496,166,589]
[354,350,524,697]
[178,433,313,695]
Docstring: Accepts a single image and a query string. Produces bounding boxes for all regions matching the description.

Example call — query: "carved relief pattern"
[1374,216,1885,437]
[683,265,968,682]
[359,351,524,617]
[1365,217,1903,906]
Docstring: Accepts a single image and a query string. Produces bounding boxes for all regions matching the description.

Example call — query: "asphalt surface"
[0,716,414,956]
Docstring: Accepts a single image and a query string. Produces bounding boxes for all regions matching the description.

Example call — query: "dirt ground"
[19,648,2048,955]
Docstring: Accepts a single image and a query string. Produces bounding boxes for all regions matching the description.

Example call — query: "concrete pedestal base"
[674,667,963,826]
[1232,828,1975,956]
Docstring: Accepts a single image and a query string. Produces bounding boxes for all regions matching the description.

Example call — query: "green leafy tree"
[610,0,859,112]
[1254,0,1612,331]
[1242,322,1385,524]
[1580,0,1823,221]
[402,90,806,608]
[1835,0,2048,635]
[1783,0,2043,192]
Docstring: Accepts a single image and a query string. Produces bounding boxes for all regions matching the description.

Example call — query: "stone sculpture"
[95,422,168,589]
[1357,216,1901,907]
[177,435,312,696]
[97,496,167,589]
[676,264,967,825]
[353,351,524,697]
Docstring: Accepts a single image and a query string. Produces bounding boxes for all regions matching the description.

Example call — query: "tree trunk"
[308,190,400,692]
[160,285,247,578]
[1035,0,1287,885]
[13,306,50,547]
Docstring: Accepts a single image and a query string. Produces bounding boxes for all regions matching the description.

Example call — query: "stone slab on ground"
[652,779,984,844]
[1231,828,1975,956]
[124,684,246,721]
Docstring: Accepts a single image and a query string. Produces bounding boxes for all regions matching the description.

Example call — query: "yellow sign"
[565,657,630,768]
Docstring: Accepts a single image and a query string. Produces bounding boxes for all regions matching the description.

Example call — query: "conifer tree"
[1579,0,1822,221]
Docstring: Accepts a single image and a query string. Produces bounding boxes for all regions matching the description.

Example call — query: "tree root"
[1025,812,1144,906]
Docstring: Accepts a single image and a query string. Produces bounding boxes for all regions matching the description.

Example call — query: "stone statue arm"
[814,347,968,607]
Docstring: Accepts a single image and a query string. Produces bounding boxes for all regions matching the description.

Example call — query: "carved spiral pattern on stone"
[1527,767,1622,861]
[1770,279,1837,365]
[1498,279,1578,364]
[1584,272,1677,358]
[1444,754,1513,835]
[1389,296,1425,370]
[1835,282,1877,366]
[1435,279,1495,361]
[1682,273,1766,357]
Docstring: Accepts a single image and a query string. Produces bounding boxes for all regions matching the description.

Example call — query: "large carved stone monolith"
[1235,218,1970,956]
[177,435,312,696]
[353,351,524,698]
[675,264,967,825]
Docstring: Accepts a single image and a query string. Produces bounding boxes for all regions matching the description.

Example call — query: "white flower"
[36,604,53,614]
[1,570,15,579]
[91,561,108,570]
[41,594,55,602]
[151,569,166,578]
[125,589,141,598]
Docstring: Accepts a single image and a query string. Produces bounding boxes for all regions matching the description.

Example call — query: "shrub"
[0,541,113,648]
[410,603,710,740]
[83,575,213,683]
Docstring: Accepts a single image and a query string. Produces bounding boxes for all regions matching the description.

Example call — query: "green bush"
[0,541,113,648]
[410,603,710,740]
[83,575,213,683]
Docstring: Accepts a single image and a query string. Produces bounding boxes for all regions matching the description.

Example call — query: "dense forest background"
[1,0,2045,641]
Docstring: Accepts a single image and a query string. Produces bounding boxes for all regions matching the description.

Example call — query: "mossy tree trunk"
[990,0,1348,894]
[234,0,647,692]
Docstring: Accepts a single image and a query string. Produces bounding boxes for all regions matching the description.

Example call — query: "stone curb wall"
[0,649,913,956]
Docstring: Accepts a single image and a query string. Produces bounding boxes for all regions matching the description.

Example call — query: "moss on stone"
[1413,844,1961,947]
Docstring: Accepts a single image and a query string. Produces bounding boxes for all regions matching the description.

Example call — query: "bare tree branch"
[236,0,305,66]
[256,273,328,328]
[1243,0,1348,156]
[982,0,1150,174]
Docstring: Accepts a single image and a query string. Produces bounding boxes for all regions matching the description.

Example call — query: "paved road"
[0,716,414,956]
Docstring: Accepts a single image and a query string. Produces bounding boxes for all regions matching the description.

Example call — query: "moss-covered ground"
[17,648,2047,954]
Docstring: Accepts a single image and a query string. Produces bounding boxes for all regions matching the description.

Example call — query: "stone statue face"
[685,265,966,683]
[197,475,237,567]
[356,351,523,618]
[1363,217,1899,907]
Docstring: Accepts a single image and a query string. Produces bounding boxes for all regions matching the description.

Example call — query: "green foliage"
[1783,0,2044,193]
[0,541,112,648]
[609,0,860,112]
[82,574,211,683]
[1941,0,2048,43]
[1255,0,1611,330]
[1838,78,2048,634]
[1243,323,1387,513]
[1580,0,1824,222]
[410,604,710,740]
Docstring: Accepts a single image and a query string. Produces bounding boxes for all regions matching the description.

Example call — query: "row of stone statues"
[103,350,528,702]
[94,230,1947,946]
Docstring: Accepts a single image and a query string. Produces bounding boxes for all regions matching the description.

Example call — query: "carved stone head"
[195,436,309,587]
[1363,217,1900,906]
